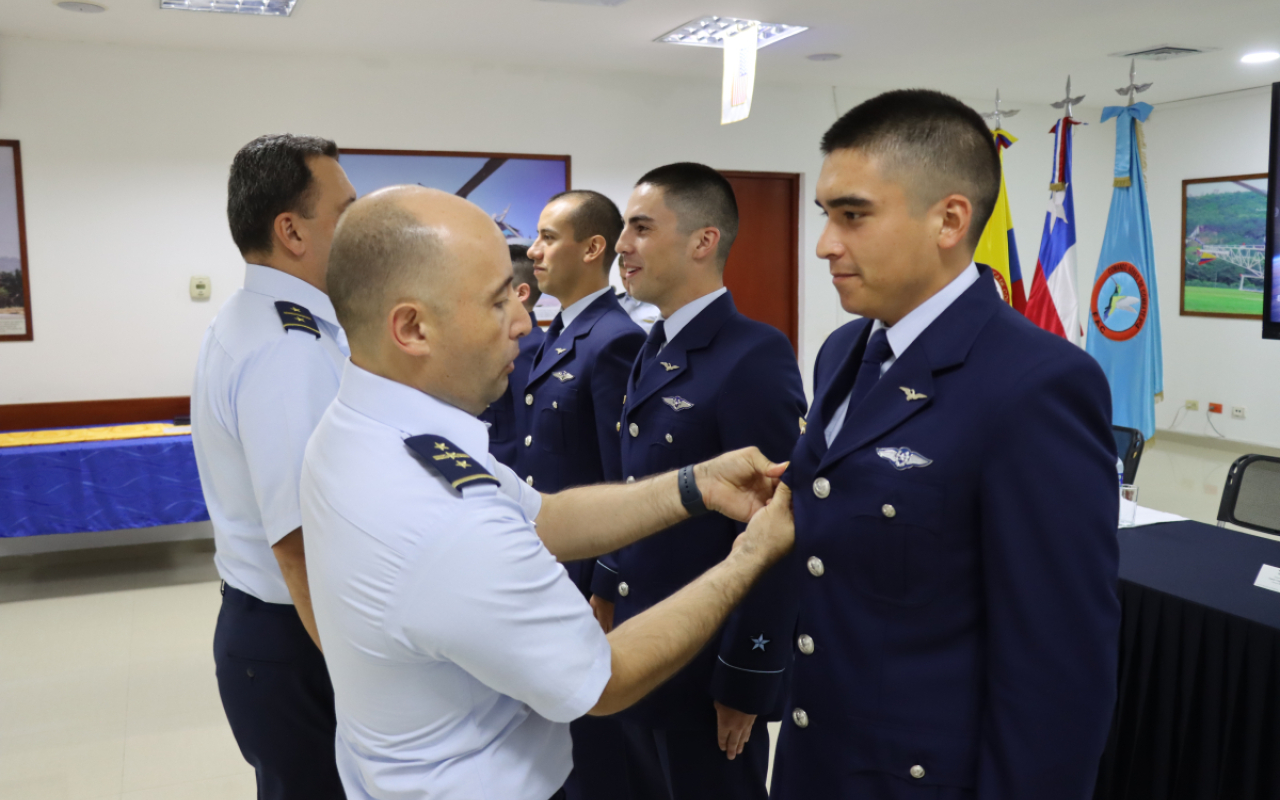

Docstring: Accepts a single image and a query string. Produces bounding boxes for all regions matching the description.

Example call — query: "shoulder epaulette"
[404,434,499,493]
[274,301,321,339]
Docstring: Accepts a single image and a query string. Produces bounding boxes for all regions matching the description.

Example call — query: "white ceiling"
[4,0,1280,106]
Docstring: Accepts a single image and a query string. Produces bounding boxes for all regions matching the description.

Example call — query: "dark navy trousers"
[214,584,345,800]
[615,719,769,800]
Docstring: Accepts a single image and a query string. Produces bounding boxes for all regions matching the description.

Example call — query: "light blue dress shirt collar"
[243,263,341,328]
[558,286,614,329]
[660,286,728,348]
[338,359,491,462]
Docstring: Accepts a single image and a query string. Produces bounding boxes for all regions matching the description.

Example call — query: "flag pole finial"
[1115,58,1153,106]
[1051,75,1086,118]
[981,89,1020,129]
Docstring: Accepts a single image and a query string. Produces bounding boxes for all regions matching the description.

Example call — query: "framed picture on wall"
[0,140,32,342]
[340,149,570,324]
[1181,173,1268,319]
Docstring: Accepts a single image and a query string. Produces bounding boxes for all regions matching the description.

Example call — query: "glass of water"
[1119,484,1139,528]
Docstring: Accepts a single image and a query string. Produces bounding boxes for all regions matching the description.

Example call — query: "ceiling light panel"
[657,17,808,49]
[160,0,296,16]
[1241,51,1280,64]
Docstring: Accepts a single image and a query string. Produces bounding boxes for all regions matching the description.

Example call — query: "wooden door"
[719,171,800,352]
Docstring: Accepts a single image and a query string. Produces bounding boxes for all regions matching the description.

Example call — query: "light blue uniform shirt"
[825,263,979,446]
[615,290,661,333]
[558,286,614,327]
[658,286,728,352]
[301,360,613,800]
[191,264,349,604]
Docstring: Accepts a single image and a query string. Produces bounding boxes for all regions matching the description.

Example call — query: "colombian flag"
[973,129,1027,312]
[1197,251,1217,266]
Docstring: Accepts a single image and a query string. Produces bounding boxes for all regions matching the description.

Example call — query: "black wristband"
[678,464,709,517]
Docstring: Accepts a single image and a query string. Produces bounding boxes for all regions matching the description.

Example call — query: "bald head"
[327,185,505,352]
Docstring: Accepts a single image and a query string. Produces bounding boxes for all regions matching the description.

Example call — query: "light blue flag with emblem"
[1085,102,1163,440]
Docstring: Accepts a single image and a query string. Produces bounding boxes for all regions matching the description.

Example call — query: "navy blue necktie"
[636,319,666,384]
[535,313,565,368]
[823,327,893,423]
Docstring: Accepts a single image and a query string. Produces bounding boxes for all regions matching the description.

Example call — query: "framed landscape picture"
[1181,173,1268,318]
[0,141,32,341]
[340,149,570,323]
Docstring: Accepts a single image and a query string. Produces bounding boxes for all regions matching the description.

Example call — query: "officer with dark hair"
[590,162,807,799]
[191,133,356,799]
[772,89,1119,800]
[480,243,545,468]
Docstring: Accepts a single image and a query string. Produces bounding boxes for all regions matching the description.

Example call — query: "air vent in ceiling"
[1113,45,1205,61]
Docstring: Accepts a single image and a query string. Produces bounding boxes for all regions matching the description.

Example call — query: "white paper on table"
[1129,504,1187,527]
[1254,564,1280,595]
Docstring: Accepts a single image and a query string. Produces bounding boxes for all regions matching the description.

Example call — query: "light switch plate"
[190,276,212,300]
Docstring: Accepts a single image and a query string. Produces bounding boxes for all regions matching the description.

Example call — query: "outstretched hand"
[695,447,788,523]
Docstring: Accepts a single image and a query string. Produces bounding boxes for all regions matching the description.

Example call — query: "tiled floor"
[0,433,1271,799]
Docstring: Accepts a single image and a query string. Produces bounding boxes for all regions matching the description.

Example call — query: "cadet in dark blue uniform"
[191,135,356,799]
[516,191,644,800]
[591,163,806,800]
[480,244,544,468]
[772,90,1120,800]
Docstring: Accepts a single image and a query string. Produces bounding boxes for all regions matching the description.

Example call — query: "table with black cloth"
[1096,520,1280,800]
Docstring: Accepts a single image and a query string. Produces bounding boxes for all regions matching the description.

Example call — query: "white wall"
[2,36,1272,447]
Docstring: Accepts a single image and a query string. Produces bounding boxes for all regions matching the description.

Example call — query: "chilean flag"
[1026,118,1083,344]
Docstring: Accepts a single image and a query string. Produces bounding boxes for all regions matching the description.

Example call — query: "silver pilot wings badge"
[663,396,694,412]
[552,371,575,383]
[876,446,933,471]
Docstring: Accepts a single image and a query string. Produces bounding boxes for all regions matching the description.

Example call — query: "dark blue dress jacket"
[591,291,807,729]
[516,291,645,595]
[772,269,1121,800]
[480,309,544,469]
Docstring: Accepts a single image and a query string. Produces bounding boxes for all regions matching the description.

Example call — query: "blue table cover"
[0,429,208,538]
[1119,520,1280,630]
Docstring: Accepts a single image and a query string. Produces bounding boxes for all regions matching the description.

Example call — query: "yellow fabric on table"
[0,423,192,448]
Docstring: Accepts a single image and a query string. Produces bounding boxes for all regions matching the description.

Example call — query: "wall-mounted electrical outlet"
[1232,406,1246,420]
[1185,400,1199,411]
[190,276,212,300]
[1209,402,1223,414]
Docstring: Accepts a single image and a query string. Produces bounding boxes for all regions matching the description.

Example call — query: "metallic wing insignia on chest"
[552,370,575,383]
[660,361,680,371]
[876,446,933,471]
[899,386,928,402]
[404,434,499,492]
[555,347,567,354]
[662,396,694,412]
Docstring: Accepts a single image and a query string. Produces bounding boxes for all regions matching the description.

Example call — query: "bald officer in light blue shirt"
[301,185,796,800]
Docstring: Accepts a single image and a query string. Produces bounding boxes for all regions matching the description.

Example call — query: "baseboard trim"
[0,396,190,432]
[1154,429,1280,459]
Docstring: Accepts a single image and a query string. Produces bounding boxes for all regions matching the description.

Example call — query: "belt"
[220,581,296,613]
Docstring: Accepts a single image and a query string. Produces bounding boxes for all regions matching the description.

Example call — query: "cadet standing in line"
[772,90,1119,800]
[299,184,796,800]
[480,243,544,468]
[590,163,807,800]
[516,190,644,800]
[191,134,355,799]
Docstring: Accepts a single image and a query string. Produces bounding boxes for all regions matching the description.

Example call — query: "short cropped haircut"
[510,243,541,305]
[327,200,446,347]
[821,90,1000,247]
[547,190,624,271]
[635,163,739,266]
[227,134,339,256]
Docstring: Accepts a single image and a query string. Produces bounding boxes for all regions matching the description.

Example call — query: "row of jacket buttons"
[811,478,896,518]
[789,709,925,779]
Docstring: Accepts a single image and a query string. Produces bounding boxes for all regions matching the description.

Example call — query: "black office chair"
[1216,454,1280,535]
[1112,425,1145,485]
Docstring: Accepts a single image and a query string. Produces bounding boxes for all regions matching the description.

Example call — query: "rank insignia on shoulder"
[274,301,320,339]
[660,361,680,372]
[552,370,575,383]
[799,416,808,435]
[404,434,499,492]
[899,386,928,402]
[876,446,933,471]
[662,396,694,412]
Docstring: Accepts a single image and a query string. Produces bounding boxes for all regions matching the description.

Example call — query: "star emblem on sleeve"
[750,634,770,651]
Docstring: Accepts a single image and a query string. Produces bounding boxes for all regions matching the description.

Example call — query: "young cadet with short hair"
[590,163,807,800]
[772,89,1119,800]
[191,134,356,799]
[480,243,544,468]
[515,190,645,800]
[300,185,796,800]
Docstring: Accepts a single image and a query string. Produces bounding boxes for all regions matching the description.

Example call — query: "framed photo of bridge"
[1181,173,1268,319]
[0,141,32,341]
